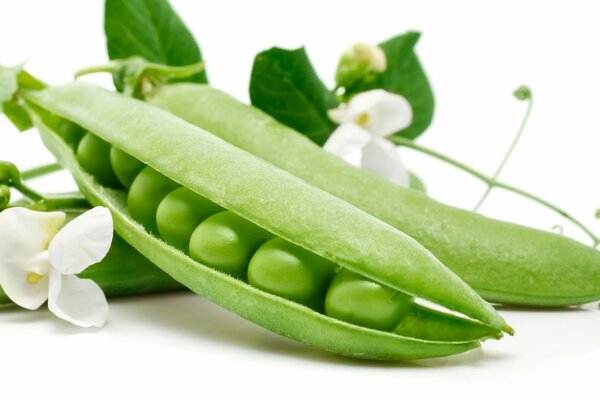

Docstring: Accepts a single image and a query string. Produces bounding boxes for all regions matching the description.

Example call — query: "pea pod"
[25,82,509,359]
[149,83,600,307]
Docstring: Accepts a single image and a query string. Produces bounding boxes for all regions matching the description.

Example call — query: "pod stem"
[75,58,205,98]
[0,160,85,211]
[10,181,44,202]
[391,136,600,248]
[74,61,122,78]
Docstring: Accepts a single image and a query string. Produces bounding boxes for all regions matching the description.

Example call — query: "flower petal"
[324,123,372,167]
[0,207,65,309]
[47,272,108,328]
[328,103,350,124]
[48,207,113,275]
[361,138,410,186]
[349,89,413,137]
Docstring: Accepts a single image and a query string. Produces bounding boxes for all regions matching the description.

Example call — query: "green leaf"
[0,66,43,131]
[0,66,19,106]
[104,0,207,83]
[377,32,434,140]
[2,101,32,131]
[250,47,338,146]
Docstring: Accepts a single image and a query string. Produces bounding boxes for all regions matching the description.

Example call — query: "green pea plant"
[0,0,599,361]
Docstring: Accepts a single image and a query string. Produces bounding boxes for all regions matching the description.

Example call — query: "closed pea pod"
[149,83,600,307]
[25,82,510,360]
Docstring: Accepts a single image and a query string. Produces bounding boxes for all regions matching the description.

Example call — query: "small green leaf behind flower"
[250,31,434,146]
[376,32,434,140]
[250,47,339,146]
[0,65,20,107]
[0,65,46,132]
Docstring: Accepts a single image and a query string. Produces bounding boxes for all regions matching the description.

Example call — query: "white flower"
[0,206,113,327]
[325,89,413,186]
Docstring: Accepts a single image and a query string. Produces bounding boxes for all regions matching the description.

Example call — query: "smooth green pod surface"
[29,111,481,360]
[394,304,502,342]
[26,82,510,335]
[150,83,600,307]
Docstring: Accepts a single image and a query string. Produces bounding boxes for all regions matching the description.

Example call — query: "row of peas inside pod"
[79,128,434,333]
[48,115,500,341]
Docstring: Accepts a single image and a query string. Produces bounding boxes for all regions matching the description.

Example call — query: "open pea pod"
[25,82,510,359]
[149,83,600,307]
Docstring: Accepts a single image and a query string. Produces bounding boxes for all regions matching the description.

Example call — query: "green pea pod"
[394,304,502,342]
[0,234,182,305]
[149,83,600,307]
[24,83,510,360]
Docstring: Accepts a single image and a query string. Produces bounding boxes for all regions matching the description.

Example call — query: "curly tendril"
[390,138,600,248]
[473,85,533,212]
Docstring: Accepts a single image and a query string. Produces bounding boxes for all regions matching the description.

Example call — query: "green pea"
[76,132,121,187]
[325,269,413,331]
[247,237,337,310]
[189,210,273,280]
[156,187,223,252]
[56,119,86,149]
[128,166,179,234]
[110,146,145,188]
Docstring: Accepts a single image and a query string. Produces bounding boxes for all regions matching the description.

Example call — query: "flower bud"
[0,161,19,184]
[335,43,387,90]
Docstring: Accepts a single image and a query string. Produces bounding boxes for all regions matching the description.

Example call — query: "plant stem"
[11,181,44,202]
[474,96,534,211]
[391,136,600,247]
[74,62,121,78]
[30,195,89,211]
[20,162,62,180]
[9,194,89,211]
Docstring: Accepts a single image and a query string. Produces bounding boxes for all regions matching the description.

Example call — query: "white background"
[1,1,600,399]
